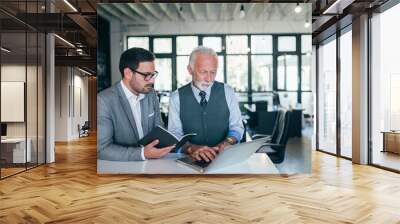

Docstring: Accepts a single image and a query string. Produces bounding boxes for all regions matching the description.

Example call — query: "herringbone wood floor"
[1,134,400,223]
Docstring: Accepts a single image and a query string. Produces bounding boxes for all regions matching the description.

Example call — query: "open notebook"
[138,125,196,150]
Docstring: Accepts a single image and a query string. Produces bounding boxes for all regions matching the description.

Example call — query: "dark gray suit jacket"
[97,82,162,161]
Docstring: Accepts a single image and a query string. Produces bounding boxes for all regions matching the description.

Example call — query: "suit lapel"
[140,97,149,135]
[116,83,139,140]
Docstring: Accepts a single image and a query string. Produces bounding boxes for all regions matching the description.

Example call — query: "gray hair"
[188,46,218,69]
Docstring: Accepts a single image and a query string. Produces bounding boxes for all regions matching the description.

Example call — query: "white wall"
[54,67,89,141]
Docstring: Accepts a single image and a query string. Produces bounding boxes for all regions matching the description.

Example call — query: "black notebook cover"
[138,125,196,149]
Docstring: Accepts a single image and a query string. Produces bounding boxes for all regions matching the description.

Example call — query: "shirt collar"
[190,82,213,98]
[120,80,145,102]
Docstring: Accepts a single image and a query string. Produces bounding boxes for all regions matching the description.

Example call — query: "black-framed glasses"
[132,69,158,81]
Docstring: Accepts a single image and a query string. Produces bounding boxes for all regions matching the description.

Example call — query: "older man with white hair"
[168,46,244,162]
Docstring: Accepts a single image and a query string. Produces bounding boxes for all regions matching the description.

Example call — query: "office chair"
[251,110,283,142]
[79,121,90,138]
[256,110,291,164]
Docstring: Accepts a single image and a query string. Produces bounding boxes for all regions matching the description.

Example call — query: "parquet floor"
[1,134,400,223]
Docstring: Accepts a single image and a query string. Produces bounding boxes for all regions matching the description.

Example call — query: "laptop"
[175,137,269,173]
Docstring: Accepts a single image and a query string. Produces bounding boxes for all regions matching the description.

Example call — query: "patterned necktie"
[199,91,207,107]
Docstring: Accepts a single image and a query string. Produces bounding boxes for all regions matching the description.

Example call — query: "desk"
[98,153,279,174]
[1,138,31,163]
[381,131,400,154]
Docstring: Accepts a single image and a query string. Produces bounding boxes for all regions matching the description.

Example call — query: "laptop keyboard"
[193,159,212,168]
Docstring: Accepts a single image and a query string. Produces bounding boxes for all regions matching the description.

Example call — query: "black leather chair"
[78,121,90,138]
[256,110,291,164]
[251,110,283,142]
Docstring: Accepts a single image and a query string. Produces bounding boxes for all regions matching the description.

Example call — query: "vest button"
[203,112,207,115]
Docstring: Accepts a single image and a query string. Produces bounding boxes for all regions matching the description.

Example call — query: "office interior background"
[0,0,400,222]
[97,2,313,173]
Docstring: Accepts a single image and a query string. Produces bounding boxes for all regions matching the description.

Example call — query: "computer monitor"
[255,101,268,111]
[1,123,7,137]
[272,92,281,106]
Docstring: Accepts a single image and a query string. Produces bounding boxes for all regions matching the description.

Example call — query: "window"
[127,37,149,50]
[226,35,248,54]
[177,36,198,55]
[278,36,296,52]
[153,38,172,54]
[370,4,400,171]
[177,56,190,88]
[251,35,272,54]
[277,55,298,91]
[203,37,222,53]
[252,55,273,91]
[227,55,248,92]
[302,55,312,91]
[318,37,337,154]
[155,58,172,91]
[124,34,313,116]
[226,35,248,91]
[340,30,352,158]
[301,35,312,54]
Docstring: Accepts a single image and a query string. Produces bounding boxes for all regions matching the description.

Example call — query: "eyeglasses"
[131,69,159,81]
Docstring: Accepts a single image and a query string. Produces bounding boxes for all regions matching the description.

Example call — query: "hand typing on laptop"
[186,144,218,162]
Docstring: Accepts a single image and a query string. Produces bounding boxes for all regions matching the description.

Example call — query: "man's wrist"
[224,136,237,145]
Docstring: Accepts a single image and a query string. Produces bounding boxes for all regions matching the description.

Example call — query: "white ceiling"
[98,3,311,24]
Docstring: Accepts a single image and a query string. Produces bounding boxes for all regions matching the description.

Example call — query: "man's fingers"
[203,150,215,161]
[195,153,202,161]
[147,139,159,148]
[199,153,210,162]
[207,148,217,157]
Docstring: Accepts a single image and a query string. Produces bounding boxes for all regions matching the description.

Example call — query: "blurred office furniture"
[256,110,291,164]
[244,102,302,138]
[381,131,400,154]
[252,110,281,142]
[78,121,90,138]
[255,101,268,111]
[272,92,280,110]
[1,138,32,166]
[1,123,7,139]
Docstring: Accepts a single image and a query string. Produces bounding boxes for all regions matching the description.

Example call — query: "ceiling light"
[304,20,311,28]
[63,0,78,12]
[294,3,302,13]
[1,47,11,53]
[239,5,245,19]
[54,34,75,48]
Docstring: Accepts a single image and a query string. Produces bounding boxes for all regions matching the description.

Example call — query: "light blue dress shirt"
[168,82,244,151]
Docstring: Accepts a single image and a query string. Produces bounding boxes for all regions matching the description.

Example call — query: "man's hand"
[214,141,231,153]
[214,137,236,153]
[187,144,217,162]
[143,139,175,159]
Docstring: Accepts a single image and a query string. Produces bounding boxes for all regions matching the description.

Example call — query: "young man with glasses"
[98,47,175,161]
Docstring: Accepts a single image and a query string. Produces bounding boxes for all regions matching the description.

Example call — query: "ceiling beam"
[141,3,163,21]
[127,4,150,22]
[189,3,198,21]
[219,3,226,20]
[232,3,241,20]
[67,14,97,39]
[100,4,134,23]
[174,3,186,21]
[158,3,175,21]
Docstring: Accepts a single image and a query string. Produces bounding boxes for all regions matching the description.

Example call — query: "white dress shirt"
[120,81,146,160]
